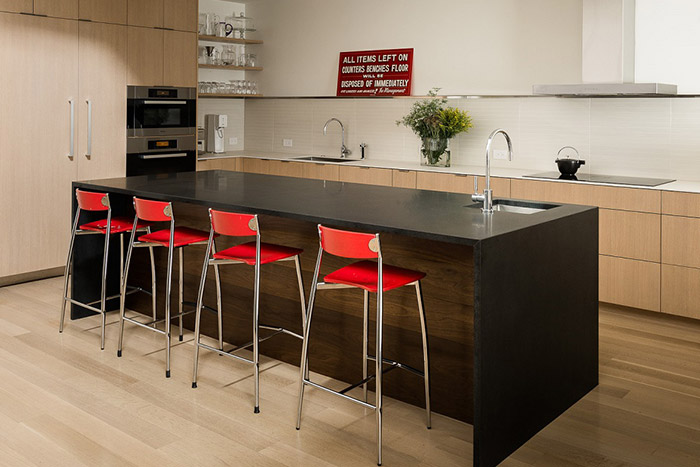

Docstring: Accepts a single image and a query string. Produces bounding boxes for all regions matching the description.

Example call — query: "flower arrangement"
[397,88,473,166]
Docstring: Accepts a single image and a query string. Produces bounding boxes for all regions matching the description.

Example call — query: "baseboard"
[0,267,64,287]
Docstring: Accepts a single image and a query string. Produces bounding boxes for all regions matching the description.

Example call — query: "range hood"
[533,0,677,97]
[533,83,677,96]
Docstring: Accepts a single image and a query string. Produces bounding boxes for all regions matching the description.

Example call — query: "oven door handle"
[142,100,188,105]
[137,152,189,160]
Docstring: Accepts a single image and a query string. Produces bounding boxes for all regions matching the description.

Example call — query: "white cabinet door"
[0,13,79,277]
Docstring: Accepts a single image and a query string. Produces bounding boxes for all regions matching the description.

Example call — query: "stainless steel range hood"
[533,83,677,96]
[533,0,677,97]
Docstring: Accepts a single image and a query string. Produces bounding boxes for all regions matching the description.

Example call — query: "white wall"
[247,0,583,96]
[636,0,700,93]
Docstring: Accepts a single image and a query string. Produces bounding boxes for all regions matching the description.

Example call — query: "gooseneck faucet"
[472,129,513,213]
[323,118,351,158]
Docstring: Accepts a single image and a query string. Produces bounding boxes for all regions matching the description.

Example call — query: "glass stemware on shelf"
[198,80,259,96]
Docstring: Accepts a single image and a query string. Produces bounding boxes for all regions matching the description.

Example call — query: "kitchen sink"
[293,156,358,163]
[467,199,557,215]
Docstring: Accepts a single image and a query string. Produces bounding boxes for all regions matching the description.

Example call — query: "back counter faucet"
[323,118,351,158]
[472,129,513,213]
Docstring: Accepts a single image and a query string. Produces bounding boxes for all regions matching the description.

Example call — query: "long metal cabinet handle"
[68,99,74,160]
[86,99,92,159]
[137,152,188,160]
[143,100,187,105]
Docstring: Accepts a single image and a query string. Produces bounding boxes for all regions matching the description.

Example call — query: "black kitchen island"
[72,170,598,467]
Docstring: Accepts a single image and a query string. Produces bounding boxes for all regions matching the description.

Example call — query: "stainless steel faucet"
[472,129,513,213]
[323,118,351,158]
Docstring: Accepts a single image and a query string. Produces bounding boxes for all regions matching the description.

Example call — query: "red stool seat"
[213,241,303,265]
[324,260,426,293]
[138,226,211,247]
[80,216,151,234]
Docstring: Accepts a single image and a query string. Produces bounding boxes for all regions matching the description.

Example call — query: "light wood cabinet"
[338,166,393,186]
[77,21,127,181]
[0,13,79,277]
[239,158,270,174]
[393,169,416,188]
[599,255,660,312]
[661,215,700,268]
[475,176,511,198]
[511,179,660,213]
[163,0,197,32]
[127,0,162,28]
[0,0,32,13]
[267,160,304,178]
[79,0,127,24]
[127,26,163,86]
[163,30,197,87]
[661,264,700,320]
[416,172,472,193]
[197,158,240,171]
[35,0,78,18]
[302,163,339,181]
[661,191,700,217]
[599,209,660,262]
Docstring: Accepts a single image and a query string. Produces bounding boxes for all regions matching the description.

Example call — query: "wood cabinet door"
[599,255,660,312]
[239,158,269,174]
[197,158,240,171]
[79,0,127,24]
[77,22,127,181]
[34,0,78,18]
[163,0,198,32]
[416,172,472,193]
[163,30,196,87]
[267,160,304,177]
[0,13,78,277]
[599,209,661,262]
[302,163,339,181]
[127,0,162,28]
[392,169,416,188]
[127,26,163,85]
[338,166,393,186]
[0,0,32,13]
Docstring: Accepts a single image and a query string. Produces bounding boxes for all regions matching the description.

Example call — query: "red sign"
[336,48,413,97]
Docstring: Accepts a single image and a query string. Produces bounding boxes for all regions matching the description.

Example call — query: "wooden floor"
[0,278,699,466]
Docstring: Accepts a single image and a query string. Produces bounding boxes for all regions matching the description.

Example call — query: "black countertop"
[74,170,595,245]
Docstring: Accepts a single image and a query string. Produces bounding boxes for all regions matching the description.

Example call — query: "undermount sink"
[467,199,558,215]
[293,156,357,163]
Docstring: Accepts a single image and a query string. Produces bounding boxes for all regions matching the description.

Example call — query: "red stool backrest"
[133,197,173,222]
[76,189,109,211]
[210,209,258,237]
[319,225,379,259]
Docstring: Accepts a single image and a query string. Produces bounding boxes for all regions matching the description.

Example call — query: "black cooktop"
[523,172,675,187]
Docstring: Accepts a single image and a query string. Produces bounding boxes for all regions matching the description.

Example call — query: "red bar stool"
[60,189,156,350]
[118,197,211,378]
[296,225,431,466]
[191,209,306,414]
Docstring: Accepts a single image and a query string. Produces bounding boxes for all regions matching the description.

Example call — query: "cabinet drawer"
[127,26,163,86]
[599,209,660,262]
[302,163,339,181]
[599,255,660,311]
[661,264,700,319]
[511,179,660,213]
[267,160,304,178]
[0,0,33,13]
[416,172,472,193]
[127,0,162,28]
[392,169,416,188]
[163,0,198,32]
[197,158,239,172]
[338,166,393,186]
[661,191,700,217]
[80,0,127,24]
[239,158,269,174]
[661,215,700,268]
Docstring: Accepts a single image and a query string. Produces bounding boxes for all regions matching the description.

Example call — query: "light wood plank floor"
[0,277,699,466]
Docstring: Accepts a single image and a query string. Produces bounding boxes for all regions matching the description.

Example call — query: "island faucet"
[472,129,513,213]
[323,118,351,158]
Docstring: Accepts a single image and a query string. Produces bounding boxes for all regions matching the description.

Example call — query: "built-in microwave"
[127,86,196,137]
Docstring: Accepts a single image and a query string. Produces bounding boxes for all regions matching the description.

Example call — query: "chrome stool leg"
[60,211,80,333]
[148,231,157,321]
[415,281,431,429]
[294,256,308,379]
[253,249,261,413]
[164,238,174,378]
[98,212,112,351]
[363,289,369,402]
[192,231,214,389]
[212,240,223,351]
[118,224,138,358]
[376,272,384,466]
[178,247,185,342]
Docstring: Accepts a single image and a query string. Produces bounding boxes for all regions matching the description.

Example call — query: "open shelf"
[198,93,263,98]
[199,64,262,71]
[198,34,263,45]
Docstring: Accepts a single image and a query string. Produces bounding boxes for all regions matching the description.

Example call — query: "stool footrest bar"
[338,365,400,395]
[123,316,167,335]
[197,342,254,364]
[303,379,376,410]
[66,298,103,314]
[366,355,425,378]
[259,324,303,340]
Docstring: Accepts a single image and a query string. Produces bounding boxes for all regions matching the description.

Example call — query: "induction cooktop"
[523,172,675,187]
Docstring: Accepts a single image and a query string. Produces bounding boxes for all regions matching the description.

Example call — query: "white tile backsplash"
[239,96,700,181]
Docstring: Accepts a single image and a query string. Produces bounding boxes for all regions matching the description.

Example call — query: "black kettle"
[555,146,585,175]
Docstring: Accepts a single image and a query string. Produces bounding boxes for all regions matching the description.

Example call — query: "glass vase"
[420,137,451,167]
